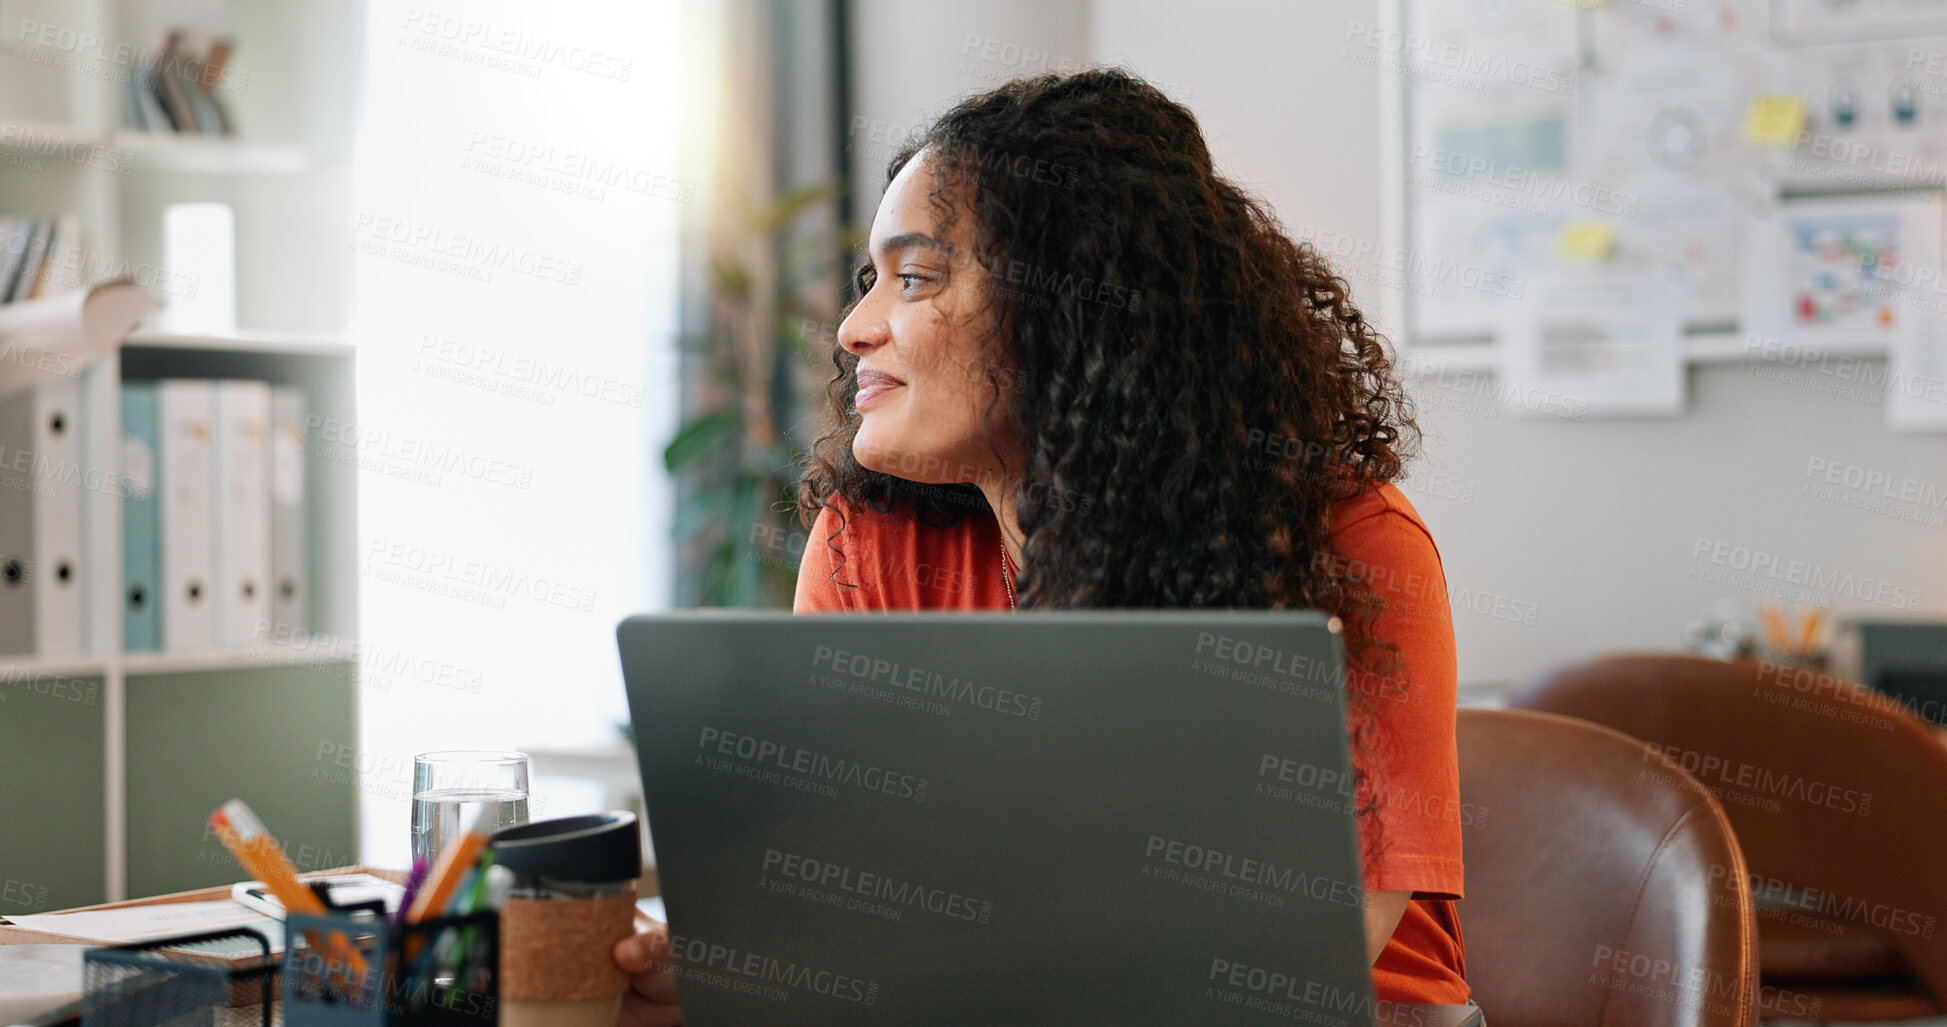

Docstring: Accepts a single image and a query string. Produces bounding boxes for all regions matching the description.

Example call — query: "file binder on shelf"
[0,377,86,656]
[213,380,271,649]
[0,426,24,654]
[269,386,309,634]
[122,382,163,651]
[158,379,216,651]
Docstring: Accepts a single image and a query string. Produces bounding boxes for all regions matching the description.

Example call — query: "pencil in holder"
[281,909,499,1026]
[82,927,276,1027]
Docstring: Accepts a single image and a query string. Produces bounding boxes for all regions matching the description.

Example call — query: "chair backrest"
[1510,654,1947,1004]
[1457,708,1757,1027]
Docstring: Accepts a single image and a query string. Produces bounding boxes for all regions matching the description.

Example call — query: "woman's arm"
[1364,889,1411,964]
[1333,501,1464,901]
[1329,493,1464,979]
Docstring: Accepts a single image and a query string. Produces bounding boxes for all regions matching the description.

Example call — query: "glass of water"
[411,751,531,863]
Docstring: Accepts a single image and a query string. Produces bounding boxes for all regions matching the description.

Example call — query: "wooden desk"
[3,871,1489,1027]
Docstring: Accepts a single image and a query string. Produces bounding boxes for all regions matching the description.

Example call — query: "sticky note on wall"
[1744,96,1807,145]
[1555,220,1615,261]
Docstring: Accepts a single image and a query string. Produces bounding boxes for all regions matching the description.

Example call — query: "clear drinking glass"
[411,750,531,863]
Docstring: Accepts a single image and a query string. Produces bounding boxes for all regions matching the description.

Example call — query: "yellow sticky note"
[1744,95,1807,145]
[1555,220,1615,261]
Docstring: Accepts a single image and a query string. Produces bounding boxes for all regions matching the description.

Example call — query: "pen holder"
[281,909,498,1026]
[82,927,276,1027]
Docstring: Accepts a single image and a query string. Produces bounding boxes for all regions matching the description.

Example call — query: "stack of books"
[127,30,239,135]
[0,215,82,305]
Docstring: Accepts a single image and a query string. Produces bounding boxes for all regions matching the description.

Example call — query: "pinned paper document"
[1744,96,1807,145]
[1555,220,1616,262]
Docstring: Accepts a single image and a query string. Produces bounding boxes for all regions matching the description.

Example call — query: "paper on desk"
[232,873,403,918]
[3,900,283,955]
[0,945,86,1026]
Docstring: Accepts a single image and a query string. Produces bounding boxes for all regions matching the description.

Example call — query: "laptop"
[617,611,1447,1026]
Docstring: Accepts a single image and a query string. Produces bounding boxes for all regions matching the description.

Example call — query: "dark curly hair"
[797,68,1421,842]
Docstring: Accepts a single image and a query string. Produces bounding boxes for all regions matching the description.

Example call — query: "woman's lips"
[855,368,906,408]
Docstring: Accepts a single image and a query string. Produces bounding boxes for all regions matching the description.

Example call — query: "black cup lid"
[489,811,641,883]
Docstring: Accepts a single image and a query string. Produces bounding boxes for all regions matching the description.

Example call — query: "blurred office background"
[1,3,1943,1004]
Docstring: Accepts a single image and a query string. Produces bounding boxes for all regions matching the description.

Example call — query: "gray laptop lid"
[617,611,1377,1026]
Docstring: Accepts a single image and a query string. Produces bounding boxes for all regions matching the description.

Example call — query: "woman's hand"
[614,919,683,1027]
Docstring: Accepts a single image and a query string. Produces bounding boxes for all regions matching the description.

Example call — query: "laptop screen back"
[618,610,1377,1026]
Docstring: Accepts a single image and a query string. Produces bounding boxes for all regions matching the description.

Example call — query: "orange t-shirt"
[792,482,1469,1005]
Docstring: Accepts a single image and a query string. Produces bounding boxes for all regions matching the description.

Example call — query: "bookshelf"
[110,131,311,175]
[0,122,309,176]
[1,334,361,909]
[0,0,359,911]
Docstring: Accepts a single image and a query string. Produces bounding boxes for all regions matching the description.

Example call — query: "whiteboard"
[1384,0,1947,430]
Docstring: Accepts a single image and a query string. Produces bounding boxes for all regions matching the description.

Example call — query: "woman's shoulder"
[1323,481,1447,597]
[1328,481,1437,548]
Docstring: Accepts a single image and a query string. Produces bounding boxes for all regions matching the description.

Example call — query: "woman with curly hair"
[615,67,1467,1022]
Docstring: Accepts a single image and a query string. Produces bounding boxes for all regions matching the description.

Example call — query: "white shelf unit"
[0,0,356,336]
[0,0,359,909]
[110,131,310,175]
[1,334,360,906]
[0,122,309,176]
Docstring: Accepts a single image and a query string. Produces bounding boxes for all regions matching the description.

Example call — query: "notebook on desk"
[618,611,1465,1026]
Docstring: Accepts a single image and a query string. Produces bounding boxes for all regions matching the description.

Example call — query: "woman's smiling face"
[838,149,1014,486]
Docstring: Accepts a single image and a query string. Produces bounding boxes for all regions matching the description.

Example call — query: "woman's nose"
[837,302,887,355]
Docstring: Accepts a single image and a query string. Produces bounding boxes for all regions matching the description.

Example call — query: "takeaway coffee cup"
[489,811,643,1027]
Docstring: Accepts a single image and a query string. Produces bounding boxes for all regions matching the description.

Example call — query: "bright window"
[347,0,679,866]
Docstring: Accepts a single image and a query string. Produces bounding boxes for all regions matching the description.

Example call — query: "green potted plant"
[666,180,859,607]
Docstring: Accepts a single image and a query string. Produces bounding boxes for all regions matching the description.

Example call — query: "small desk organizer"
[81,927,276,1027]
[280,907,499,1026]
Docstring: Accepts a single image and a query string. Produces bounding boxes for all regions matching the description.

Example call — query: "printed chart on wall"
[1771,38,1947,189]
[1891,318,1947,428]
[1740,193,1942,353]
[1496,271,1685,418]
[1400,0,1580,341]
[1772,0,1947,43]
[1578,0,1771,327]
[1395,0,1947,429]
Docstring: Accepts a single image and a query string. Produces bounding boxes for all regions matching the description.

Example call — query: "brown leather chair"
[1512,655,1947,1022]
[1457,708,1758,1027]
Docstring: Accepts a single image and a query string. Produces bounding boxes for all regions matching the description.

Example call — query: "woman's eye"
[897,273,929,289]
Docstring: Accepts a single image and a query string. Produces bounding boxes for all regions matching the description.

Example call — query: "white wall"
[848,0,1091,217]
[846,0,1947,689]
